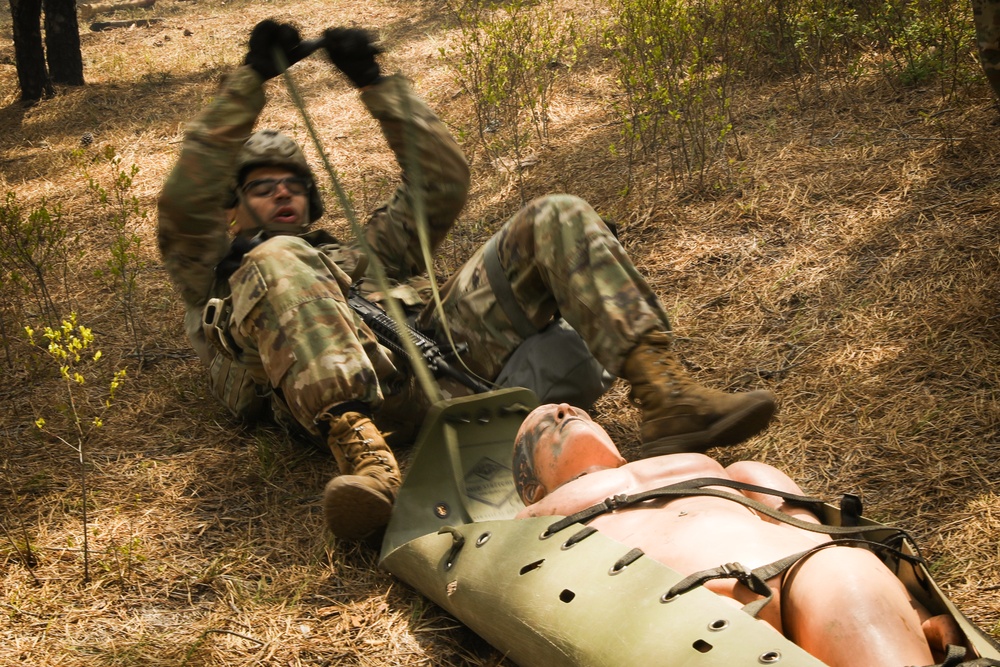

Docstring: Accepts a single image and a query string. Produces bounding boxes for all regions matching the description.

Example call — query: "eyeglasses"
[242,176,311,198]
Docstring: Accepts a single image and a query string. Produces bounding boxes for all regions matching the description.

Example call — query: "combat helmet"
[228,129,325,227]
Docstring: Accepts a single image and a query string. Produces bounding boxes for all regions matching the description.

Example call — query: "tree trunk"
[43,0,84,85]
[9,0,53,103]
[972,0,1000,102]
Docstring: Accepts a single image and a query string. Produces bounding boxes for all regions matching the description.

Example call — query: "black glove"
[323,27,383,88]
[244,20,303,80]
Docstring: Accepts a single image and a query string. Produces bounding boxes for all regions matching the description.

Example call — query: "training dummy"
[513,403,968,667]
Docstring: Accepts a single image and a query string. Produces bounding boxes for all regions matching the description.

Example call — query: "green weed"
[26,314,128,582]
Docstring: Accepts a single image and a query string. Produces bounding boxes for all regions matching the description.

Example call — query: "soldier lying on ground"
[157,20,777,542]
[513,403,966,667]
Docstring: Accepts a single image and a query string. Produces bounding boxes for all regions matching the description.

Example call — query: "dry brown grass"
[1,0,998,664]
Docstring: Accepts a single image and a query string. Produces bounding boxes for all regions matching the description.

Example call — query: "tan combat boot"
[623,331,777,457]
[322,411,401,541]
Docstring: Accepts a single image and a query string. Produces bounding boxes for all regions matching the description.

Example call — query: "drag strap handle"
[268,35,329,74]
[286,36,327,65]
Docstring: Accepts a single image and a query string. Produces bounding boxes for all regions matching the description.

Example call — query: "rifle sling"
[483,235,539,339]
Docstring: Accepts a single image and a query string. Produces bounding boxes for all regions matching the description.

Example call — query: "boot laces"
[645,347,692,398]
[337,424,394,472]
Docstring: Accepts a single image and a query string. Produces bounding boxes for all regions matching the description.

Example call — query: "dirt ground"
[0,0,998,665]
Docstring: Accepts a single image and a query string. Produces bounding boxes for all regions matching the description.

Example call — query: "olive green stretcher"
[379,388,1000,667]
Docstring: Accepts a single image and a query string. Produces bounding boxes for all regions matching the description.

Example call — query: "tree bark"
[972,0,1000,102]
[43,0,84,85]
[8,0,53,103]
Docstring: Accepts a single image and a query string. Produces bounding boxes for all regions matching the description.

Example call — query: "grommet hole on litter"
[708,619,729,631]
[519,559,544,575]
[759,650,782,663]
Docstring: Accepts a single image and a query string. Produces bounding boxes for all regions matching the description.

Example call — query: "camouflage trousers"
[226,194,669,435]
[227,235,399,434]
[419,194,669,380]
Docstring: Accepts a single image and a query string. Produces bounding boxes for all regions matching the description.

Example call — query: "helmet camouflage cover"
[229,129,325,224]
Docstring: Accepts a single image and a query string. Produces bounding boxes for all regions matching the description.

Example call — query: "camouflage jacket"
[157,66,470,423]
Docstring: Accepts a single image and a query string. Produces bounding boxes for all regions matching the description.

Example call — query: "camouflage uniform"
[157,66,670,440]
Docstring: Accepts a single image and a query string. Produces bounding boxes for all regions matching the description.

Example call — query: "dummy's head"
[513,403,626,506]
[226,130,325,234]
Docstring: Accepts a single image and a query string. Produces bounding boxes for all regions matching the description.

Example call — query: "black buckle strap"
[918,644,1000,666]
[661,538,927,620]
[609,547,645,574]
[919,644,1000,667]
[543,477,915,548]
[939,645,971,667]
[561,526,598,549]
[606,493,630,510]
[663,560,776,617]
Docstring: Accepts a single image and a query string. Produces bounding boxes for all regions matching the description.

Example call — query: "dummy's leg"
[228,236,401,540]
[728,461,964,661]
[780,546,935,667]
[421,194,776,455]
[920,614,965,660]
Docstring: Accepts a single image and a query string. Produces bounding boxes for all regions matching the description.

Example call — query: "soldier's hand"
[244,19,303,80]
[322,27,383,88]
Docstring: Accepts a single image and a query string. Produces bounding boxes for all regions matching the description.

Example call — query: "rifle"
[348,288,493,394]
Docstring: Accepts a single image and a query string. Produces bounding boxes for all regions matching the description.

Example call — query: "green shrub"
[444,0,581,203]
[85,146,147,351]
[605,0,734,192]
[0,192,78,366]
